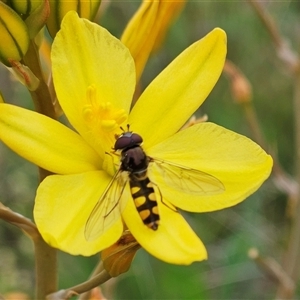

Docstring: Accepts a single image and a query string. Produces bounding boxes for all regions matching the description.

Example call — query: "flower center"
[81,84,128,176]
[82,84,128,133]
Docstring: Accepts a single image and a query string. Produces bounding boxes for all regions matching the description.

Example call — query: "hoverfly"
[85,126,225,241]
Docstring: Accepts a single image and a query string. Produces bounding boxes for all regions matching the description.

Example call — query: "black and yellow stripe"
[129,173,159,230]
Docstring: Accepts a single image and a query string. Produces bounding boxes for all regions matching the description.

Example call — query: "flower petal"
[122,195,207,265]
[129,28,226,148]
[146,122,273,212]
[52,11,136,153]
[0,104,101,174]
[34,171,123,256]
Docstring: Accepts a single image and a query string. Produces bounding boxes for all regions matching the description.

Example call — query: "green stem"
[247,2,300,297]
[22,39,58,298]
[22,41,56,119]
[34,237,58,299]
[23,40,57,181]
[276,71,300,299]
[47,262,111,300]
[78,261,107,300]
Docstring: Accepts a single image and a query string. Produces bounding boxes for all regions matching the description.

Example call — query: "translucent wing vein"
[149,157,225,195]
[85,170,128,241]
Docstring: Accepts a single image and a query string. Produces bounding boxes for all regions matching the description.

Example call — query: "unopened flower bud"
[23,0,50,39]
[46,0,101,38]
[231,74,252,103]
[0,2,30,66]
[223,60,252,104]
[3,0,49,40]
[121,0,186,83]
[9,0,43,18]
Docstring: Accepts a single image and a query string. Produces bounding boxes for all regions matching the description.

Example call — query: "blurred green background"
[0,1,299,299]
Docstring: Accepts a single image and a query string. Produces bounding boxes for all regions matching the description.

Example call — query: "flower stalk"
[20,18,58,300]
[0,203,57,298]
[34,237,57,299]
[247,1,300,298]
[22,41,56,120]
[277,70,300,299]
[46,262,111,300]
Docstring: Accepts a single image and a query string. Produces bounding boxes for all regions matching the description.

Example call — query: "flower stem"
[22,39,58,297]
[79,261,105,300]
[0,203,57,298]
[34,236,58,299]
[0,203,39,238]
[248,248,294,291]
[22,41,56,119]
[276,71,300,299]
[247,1,300,298]
[22,40,57,181]
[46,262,111,300]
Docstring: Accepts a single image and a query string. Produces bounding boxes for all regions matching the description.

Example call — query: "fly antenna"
[119,124,131,133]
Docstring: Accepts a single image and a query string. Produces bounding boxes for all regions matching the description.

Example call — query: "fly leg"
[152,181,178,213]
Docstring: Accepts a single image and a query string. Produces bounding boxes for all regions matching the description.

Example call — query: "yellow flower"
[0,12,272,265]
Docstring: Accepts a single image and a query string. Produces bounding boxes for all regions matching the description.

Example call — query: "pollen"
[82,84,128,133]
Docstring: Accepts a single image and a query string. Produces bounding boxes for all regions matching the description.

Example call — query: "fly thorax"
[121,146,148,173]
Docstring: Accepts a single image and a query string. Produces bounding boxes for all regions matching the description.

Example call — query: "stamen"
[82,84,128,133]
[101,120,119,131]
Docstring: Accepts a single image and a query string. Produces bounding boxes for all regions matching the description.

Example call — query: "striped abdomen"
[129,172,159,230]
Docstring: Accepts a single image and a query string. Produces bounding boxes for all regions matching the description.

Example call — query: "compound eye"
[114,132,143,150]
[114,136,129,150]
[131,133,143,145]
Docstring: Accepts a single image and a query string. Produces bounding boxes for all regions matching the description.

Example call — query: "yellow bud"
[24,0,50,39]
[46,0,101,38]
[0,2,30,66]
[3,0,49,39]
[121,0,186,83]
[9,0,42,17]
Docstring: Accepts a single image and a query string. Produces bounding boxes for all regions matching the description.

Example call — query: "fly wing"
[84,169,128,241]
[149,157,225,195]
